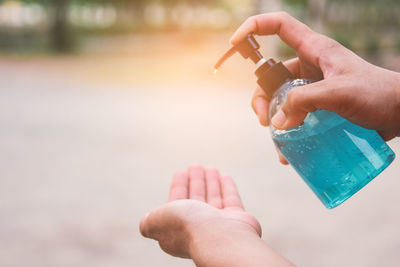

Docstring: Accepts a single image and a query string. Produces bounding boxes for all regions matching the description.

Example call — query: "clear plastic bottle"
[215,34,395,208]
[269,79,395,208]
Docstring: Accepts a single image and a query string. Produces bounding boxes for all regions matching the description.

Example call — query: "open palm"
[140,165,261,258]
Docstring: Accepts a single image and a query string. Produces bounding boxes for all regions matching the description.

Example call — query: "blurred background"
[0,0,400,266]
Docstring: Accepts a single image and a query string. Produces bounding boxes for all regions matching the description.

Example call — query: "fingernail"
[271,110,286,128]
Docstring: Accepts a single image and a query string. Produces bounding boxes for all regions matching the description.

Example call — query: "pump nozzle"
[214,46,236,73]
[214,34,264,72]
[214,34,293,98]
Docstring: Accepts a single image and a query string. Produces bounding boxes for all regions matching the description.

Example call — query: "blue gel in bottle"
[214,34,395,208]
[269,79,395,208]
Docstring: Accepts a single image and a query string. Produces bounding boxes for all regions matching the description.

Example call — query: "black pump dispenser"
[214,34,293,98]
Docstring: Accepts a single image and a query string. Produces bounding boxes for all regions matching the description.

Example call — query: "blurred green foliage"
[0,0,399,55]
[280,0,400,58]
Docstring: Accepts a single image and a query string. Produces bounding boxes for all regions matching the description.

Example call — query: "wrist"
[396,71,400,104]
[188,222,293,267]
[189,223,260,266]
[395,72,400,137]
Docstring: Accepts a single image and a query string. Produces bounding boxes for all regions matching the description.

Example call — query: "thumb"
[139,204,178,240]
[140,209,164,240]
[271,79,340,129]
[139,212,152,238]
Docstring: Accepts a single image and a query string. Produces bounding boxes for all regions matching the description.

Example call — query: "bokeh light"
[0,1,399,266]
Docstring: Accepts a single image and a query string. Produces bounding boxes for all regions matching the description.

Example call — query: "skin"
[140,165,294,267]
[231,12,400,164]
[141,12,400,266]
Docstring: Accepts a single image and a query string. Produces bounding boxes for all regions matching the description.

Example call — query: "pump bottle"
[215,34,395,209]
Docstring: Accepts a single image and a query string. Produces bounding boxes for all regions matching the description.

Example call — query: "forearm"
[394,71,400,124]
[189,223,294,267]
[379,67,400,138]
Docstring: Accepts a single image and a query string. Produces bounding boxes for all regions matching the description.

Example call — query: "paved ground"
[0,34,400,267]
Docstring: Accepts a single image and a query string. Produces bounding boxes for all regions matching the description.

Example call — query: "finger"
[230,12,314,49]
[251,58,300,127]
[278,151,289,165]
[283,57,300,78]
[139,206,169,240]
[220,175,244,210]
[274,147,289,165]
[205,168,222,209]
[188,164,206,202]
[230,12,334,66]
[168,171,189,202]
[271,79,342,129]
[251,87,270,126]
[140,211,155,239]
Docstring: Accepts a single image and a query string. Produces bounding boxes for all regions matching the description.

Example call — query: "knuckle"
[302,33,322,48]
[286,88,303,109]
[275,11,290,19]
[287,86,318,113]
[245,15,257,24]
[329,38,341,49]
[321,37,342,54]
[330,88,352,113]
[281,11,290,18]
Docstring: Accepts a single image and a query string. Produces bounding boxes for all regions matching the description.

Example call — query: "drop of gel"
[213,69,218,74]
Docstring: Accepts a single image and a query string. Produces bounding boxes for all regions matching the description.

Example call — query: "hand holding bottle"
[231,12,400,151]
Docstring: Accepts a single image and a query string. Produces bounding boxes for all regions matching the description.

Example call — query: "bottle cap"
[214,34,293,98]
[255,58,293,98]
